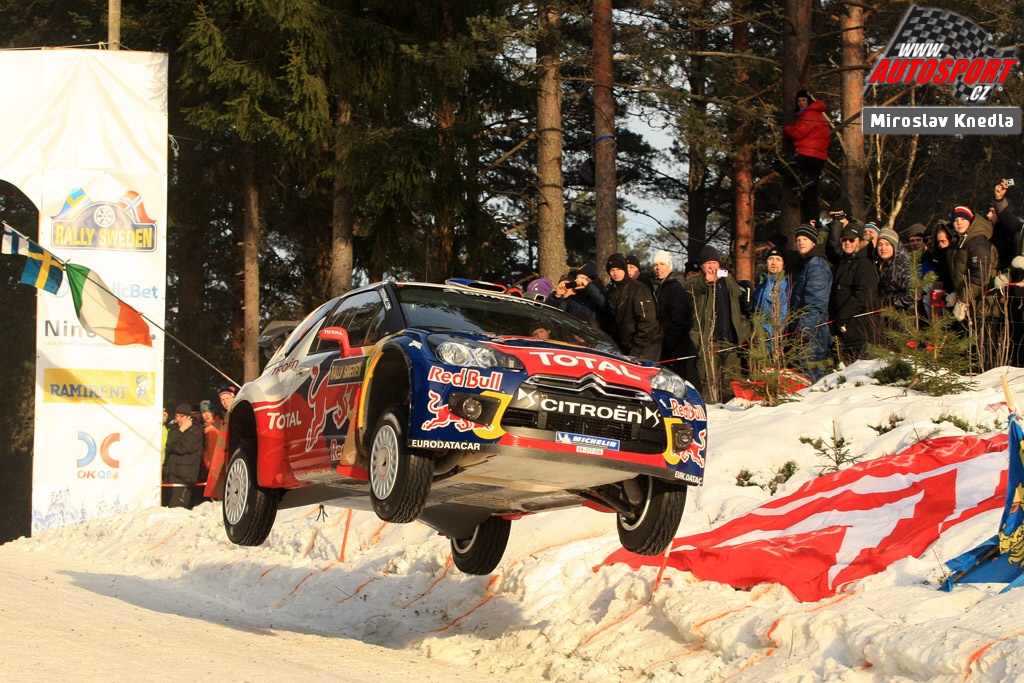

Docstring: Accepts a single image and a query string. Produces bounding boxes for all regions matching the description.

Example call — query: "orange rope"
[145,530,179,552]
[962,629,1024,682]
[432,574,502,632]
[259,565,280,579]
[402,555,453,609]
[337,577,379,604]
[370,521,388,545]
[273,571,317,608]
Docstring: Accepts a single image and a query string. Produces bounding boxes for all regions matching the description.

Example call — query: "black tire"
[450,516,511,575]
[369,405,432,523]
[223,441,280,546]
[616,476,687,556]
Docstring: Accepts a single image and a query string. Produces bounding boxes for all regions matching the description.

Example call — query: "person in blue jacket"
[752,246,791,350]
[788,223,833,382]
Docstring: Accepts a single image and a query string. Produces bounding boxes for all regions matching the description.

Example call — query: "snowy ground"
[5,362,1024,682]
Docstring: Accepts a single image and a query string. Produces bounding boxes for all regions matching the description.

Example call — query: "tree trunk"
[781,0,812,231]
[840,2,866,220]
[536,2,567,282]
[241,148,261,382]
[593,0,616,270]
[731,3,755,282]
[329,97,354,298]
[687,14,708,260]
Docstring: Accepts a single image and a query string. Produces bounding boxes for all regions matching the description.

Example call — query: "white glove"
[995,273,1010,293]
[953,301,968,321]
[946,292,959,308]
[1013,255,1024,270]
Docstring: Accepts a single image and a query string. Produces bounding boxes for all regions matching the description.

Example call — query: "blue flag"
[20,241,63,294]
[943,415,1024,592]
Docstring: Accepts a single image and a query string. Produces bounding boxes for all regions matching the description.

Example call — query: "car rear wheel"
[450,516,511,575]
[223,440,280,546]
[369,405,432,523]
[616,475,686,556]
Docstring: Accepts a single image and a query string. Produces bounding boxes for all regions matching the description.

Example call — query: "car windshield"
[395,285,618,354]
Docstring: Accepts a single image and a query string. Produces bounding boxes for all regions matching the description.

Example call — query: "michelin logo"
[555,432,620,451]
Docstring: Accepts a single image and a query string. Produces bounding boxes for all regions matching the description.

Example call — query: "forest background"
[0,0,1021,540]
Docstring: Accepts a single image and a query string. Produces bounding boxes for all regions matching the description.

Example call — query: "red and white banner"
[605,435,1008,602]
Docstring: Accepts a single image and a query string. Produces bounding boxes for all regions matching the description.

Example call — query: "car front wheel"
[616,475,686,556]
[223,440,280,546]
[369,405,432,523]
[450,516,511,575]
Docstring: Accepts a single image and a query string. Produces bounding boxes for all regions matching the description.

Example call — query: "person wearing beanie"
[752,246,791,349]
[779,89,831,225]
[766,232,801,276]
[698,244,721,266]
[789,223,833,382]
[625,253,654,291]
[948,203,1000,322]
[649,250,693,378]
[831,217,881,365]
[875,227,914,313]
[684,260,701,280]
[906,223,927,251]
[546,273,595,323]
[605,253,662,361]
[824,197,865,266]
[163,401,207,509]
[862,222,880,248]
[571,261,613,332]
[683,247,752,403]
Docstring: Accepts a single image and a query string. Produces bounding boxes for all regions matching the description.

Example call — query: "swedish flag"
[21,242,63,294]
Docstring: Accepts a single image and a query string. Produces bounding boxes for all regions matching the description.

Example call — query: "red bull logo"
[421,390,475,432]
[676,428,707,468]
[304,363,357,451]
[427,366,503,391]
[667,398,707,422]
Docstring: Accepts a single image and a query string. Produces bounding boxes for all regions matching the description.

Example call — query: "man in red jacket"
[781,90,831,227]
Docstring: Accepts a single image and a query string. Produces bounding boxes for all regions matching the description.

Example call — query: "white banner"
[0,50,168,531]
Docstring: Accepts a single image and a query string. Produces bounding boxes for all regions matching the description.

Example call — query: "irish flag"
[64,263,152,346]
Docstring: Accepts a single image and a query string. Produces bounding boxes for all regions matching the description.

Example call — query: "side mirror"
[317,326,351,357]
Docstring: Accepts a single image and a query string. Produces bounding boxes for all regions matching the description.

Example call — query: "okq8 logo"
[76,431,120,479]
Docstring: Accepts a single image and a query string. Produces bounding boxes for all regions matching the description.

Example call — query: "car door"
[285,289,388,479]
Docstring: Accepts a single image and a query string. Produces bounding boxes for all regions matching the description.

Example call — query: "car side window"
[311,290,386,354]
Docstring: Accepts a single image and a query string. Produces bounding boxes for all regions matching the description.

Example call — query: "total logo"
[76,431,120,479]
[266,410,301,430]
[524,350,644,381]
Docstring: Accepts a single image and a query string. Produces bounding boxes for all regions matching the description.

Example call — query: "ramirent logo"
[427,366,503,391]
[864,5,1018,105]
[555,432,620,450]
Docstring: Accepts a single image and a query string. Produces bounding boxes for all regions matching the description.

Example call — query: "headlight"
[651,367,688,396]
[430,336,524,370]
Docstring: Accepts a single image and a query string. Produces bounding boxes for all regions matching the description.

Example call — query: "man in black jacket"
[604,253,662,361]
[650,250,693,378]
[830,225,881,365]
[163,402,207,509]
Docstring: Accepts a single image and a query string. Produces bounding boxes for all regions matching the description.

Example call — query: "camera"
[1004,178,1015,187]
[716,269,729,278]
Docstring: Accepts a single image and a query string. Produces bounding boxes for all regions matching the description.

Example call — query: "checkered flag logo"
[868,5,1018,104]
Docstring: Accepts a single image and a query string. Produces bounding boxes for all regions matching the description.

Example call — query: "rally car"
[206,281,708,574]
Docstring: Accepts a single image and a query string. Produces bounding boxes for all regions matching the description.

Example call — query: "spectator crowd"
[526,180,1024,404]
